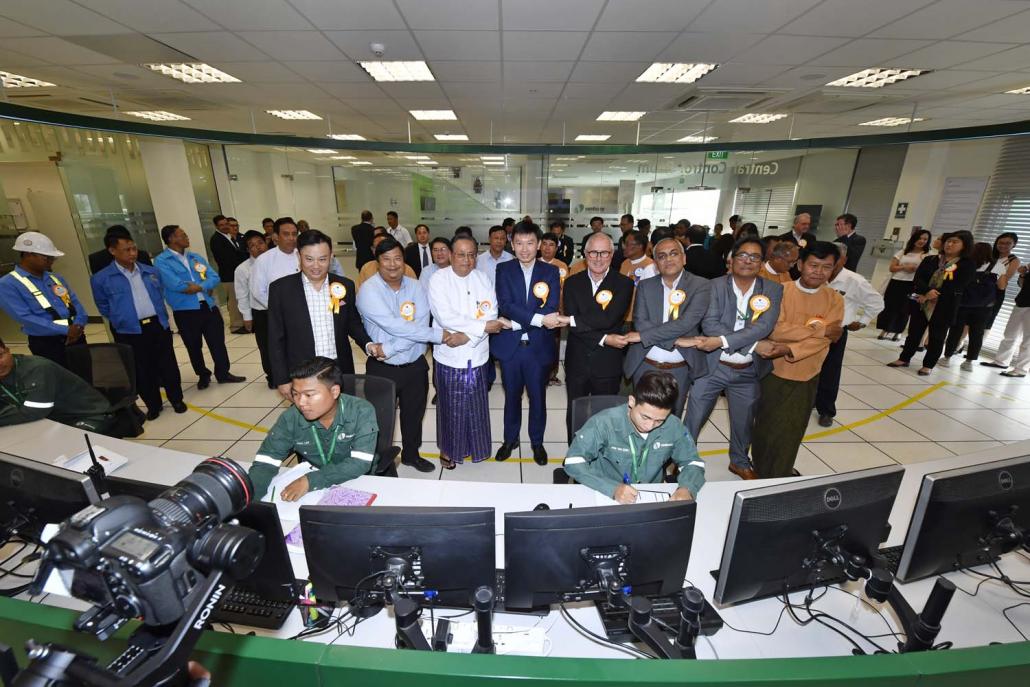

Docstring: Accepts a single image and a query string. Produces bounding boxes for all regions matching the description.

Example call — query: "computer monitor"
[104,475,165,501]
[503,501,697,611]
[895,455,1030,582]
[0,452,99,541]
[299,506,495,607]
[713,465,904,606]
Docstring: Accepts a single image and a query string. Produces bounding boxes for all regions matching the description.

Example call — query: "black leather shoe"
[171,400,188,414]
[267,379,275,389]
[817,414,833,427]
[218,373,246,383]
[197,375,211,390]
[401,456,435,473]
[231,328,248,335]
[146,407,161,421]
[494,442,516,462]
[532,444,548,466]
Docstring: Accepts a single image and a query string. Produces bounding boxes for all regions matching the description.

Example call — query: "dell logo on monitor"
[998,471,1014,491]
[824,488,842,510]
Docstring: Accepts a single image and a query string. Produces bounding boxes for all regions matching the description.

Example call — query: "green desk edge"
[1,597,1028,686]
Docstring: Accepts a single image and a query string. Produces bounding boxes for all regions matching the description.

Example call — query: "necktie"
[421,246,429,267]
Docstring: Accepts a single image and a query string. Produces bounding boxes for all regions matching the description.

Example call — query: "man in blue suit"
[491,222,563,465]
[154,225,245,390]
[91,233,185,420]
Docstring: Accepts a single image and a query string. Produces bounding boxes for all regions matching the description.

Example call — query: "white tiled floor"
[14,267,1030,485]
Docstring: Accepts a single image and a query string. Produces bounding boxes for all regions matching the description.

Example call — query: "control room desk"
[1,420,1030,685]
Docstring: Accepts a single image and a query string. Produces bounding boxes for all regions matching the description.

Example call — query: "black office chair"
[339,374,399,477]
[556,394,628,484]
[66,343,143,438]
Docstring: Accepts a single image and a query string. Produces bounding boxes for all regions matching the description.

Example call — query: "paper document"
[54,446,128,476]
[593,485,674,507]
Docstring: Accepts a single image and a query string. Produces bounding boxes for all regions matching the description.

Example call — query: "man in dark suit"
[403,223,432,277]
[623,237,711,416]
[88,225,152,274]
[684,225,725,279]
[267,230,379,401]
[684,236,784,480]
[778,213,818,248]
[491,222,563,465]
[560,232,634,441]
[549,220,575,266]
[834,213,866,272]
[351,209,376,271]
[208,214,249,334]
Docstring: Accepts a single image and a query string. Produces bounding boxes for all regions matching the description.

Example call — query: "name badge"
[400,301,416,321]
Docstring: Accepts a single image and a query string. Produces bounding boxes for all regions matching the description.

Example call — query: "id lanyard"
[0,383,21,407]
[309,398,343,466]
[627,434,650,483]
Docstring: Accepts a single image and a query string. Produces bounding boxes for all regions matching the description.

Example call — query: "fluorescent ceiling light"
[328,133,366,140]
[267,110,322,120]
[306,149,337,154]
[575,134,611,141]
[409,110,457,120]
[0,70,55,88]
[330,155,356,160]
[417,160,439,165]
[144,63,240,84]
[350,161,373,165]
[359,60,435,82]
[554,156,584,160]
[480,155,505,160]
[827,68,929,88]
[434,134,469,141]
[597,111,646,121]
[125,110,190,121]
[483,161,505,166]
[677,135,718,143]
[636,63,717,84]
[405,155,431,160]
[729,113,788,124]
[858,117,925,127]
[1005,86,1030,94]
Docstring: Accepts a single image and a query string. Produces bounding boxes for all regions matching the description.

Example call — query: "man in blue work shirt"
[91,233,186,420]
[154,225,245,390]
[0,232,89,370]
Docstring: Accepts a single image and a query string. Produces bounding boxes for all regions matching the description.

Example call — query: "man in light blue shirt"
[357,237,450,473]
[476,225,514,285]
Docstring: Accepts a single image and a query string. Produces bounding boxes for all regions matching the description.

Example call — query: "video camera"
[2,457,264,687]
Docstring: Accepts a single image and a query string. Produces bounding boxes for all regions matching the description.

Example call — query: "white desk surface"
[3,419,1030,660]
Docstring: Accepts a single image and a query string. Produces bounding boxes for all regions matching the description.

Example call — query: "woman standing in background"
[987,232,1021,330]
[877,229,931,341]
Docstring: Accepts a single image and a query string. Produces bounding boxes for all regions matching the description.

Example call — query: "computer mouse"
[533,503,550,511]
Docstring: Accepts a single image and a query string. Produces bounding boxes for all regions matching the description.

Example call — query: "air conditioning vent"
[773,90,896,115]
[667,88,791,112]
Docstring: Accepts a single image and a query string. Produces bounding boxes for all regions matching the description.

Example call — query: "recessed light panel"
[597,111,645,121]
[266,110,322,120]
[677,135,718,143]
[359,61,435,82]
[144,63,240,84]
[328,133,366,140]
[575,134,611,141]
[636,63,717,84]
[0,70,55,88]
[434,134,469,141]
[827,68,928,88]
[729,113,788,124]
[409,110,457,120]
[125,110,190,121]
[858,117,925,127]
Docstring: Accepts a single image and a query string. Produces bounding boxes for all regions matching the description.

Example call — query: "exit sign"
[706,151,728,160]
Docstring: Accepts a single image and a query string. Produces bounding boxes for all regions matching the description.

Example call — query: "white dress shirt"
[413,241,431,269]
[568,269,609,347]
[645,278,686,363]
[827,268,884,326]
[476,250,514,286]
[302,275,336,359]
[427,267,497,368]
[170,249,206,303]
[419,262,442,290]
[388,224,413,247]
[234,257,256,320]
[720,278,756,364]
[508,261,546,340]
[249,247,300,311]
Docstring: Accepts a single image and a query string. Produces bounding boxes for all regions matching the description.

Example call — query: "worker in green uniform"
[563,370,705,504]
[249,356,379,501]
[0,337,115,433]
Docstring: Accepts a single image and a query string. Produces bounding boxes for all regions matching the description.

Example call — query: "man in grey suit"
[682,237,783,480]
[622,238,711,416]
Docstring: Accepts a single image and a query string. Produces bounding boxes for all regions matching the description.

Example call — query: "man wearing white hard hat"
[0,231,89,370]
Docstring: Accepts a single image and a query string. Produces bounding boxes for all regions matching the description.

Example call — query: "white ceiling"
[2,0,1030,144]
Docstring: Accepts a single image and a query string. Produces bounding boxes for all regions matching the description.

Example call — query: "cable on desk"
[1001,603,1030,641]
[558,603,656,659]
[780,585,892,655]
[824,586,906,642]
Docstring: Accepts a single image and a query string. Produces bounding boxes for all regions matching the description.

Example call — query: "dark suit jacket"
[562,270,634,375]
[267,272,371,386]
[712,234,734,262]
[88,248,151,275]
[912,255,976,322]
[778,230,818,247]
[351,222,375,270]
[836,232,867,272]
[556,235,575,266]
[684,244,725,280]
[624,271,711,378]
[404,241,431,277]
[490,260,561,364]
[699,275,784,379]
[209,231,247,283]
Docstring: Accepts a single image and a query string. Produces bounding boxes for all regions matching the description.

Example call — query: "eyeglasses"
[586,250,612,259]
[453,251,477,259]
[733,252,763,263]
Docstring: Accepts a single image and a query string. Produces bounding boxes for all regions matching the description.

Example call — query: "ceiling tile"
[0,47,48,67]
[869,0,1026,39]
[325,30,422,61]
[890,41,1016,70]
[501,0,605,30]
[875,69,991,91]
[502,82,565,98]
[286,60,370,82]
[180,0,312,31]
[701,62,793,86]
[75,0,214,32]
[611,83,686,109]
[444,83,503,99]
[503,61,575,82]
[691,0,823,33]
[414,30,500,60]
[779,0,934,37]
[207,61,300,83]
[317,82,388,98]
[658,32,763,63]
[288,0,407,29]
[236,31,345,61]
[396,0,499,30]
[580,31,679,62]
[377,83,447,99]
[752,65,854,88]
[569,61,651,83]
[803,38,934,67]
[561,82,626,99]
[960,9,1030,43]
[3,37,121,65]
[431,61,501,82]
[948,44,1030,72]
[730,35,850,66]
[0,16,48,37]
[595,0,708,32]
[0,0,128,35]
[151,32,270,62]
[503,32,589,61]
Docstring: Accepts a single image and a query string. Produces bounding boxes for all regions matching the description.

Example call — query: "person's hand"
[605,333,628,349]
[184,283,203,294]
[498,317,512,329]
[670,487,693,502]
[484,319,505,334]
[1019,265,1028,275]
[925,289,940,301]
[244,320,253,332]
[446,331,470,347]
[614,484,638,504]
[675,336,700,348]
[277,383,293,402]
[187,661,211,686]
[755,340,787,358]
[846,322,865,331]
[904,263,917,273]
[65,323,84,345]
[366,342,385,359]
[624,331,641,344]
[695,335,723,352]
[280,475,310,502]
[825,322,844,343]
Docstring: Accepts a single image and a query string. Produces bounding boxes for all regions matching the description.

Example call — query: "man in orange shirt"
[750,242,844,478]
[758,240,798,285]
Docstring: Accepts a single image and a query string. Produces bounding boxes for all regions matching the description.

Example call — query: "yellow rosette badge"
[532,281,549,308]
[194,262,207,280]
[669,289,686,320]
[798,239,808,248]
[943,263,957,281]
[595,289,613,311]
[749,294,771,323]
[558,268,568,281]
[328,281,347,314]
[51,283,71,307]
[476,300,491,319]
[400,301,416,322]
[806,317,825,328]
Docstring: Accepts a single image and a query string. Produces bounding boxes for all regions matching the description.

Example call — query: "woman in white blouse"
[877,229,932,341]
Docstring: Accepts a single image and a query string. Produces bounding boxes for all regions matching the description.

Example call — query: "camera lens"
[150,457,253,528]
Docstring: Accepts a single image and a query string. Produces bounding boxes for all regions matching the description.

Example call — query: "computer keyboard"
[596,594,723,643]
[212,587,295,630]
[877,545,904,575]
